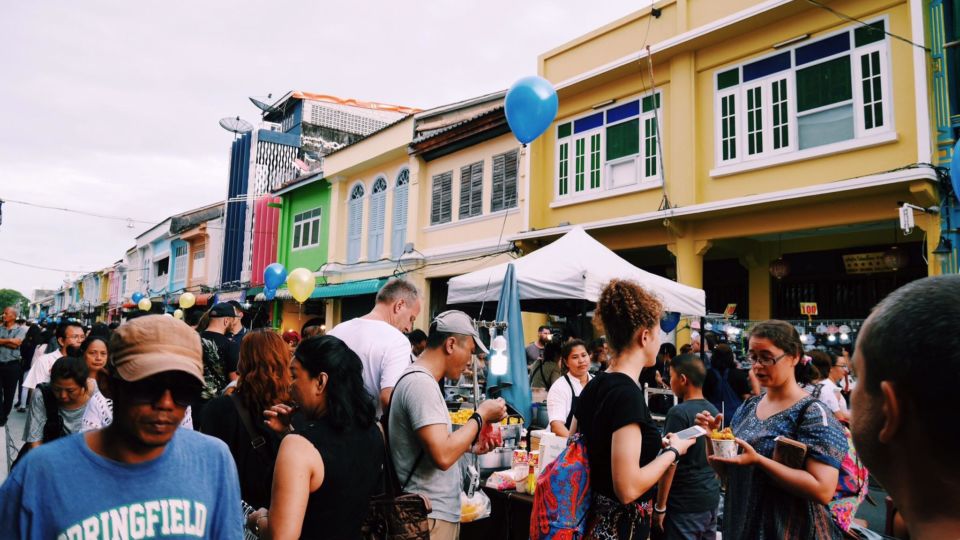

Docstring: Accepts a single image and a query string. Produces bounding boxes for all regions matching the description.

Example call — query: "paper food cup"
[711,438,739,459]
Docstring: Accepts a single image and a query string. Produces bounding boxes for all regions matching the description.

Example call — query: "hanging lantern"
[882,246,908,270]
[769,257,790,279]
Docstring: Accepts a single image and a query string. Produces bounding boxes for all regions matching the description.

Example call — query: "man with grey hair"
[328,278,422,417]
[0,307,27,426]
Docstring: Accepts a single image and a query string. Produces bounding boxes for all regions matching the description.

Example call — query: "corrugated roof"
[411,105,505,144]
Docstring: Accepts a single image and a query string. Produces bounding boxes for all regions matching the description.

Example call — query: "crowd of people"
[0,274,956,540]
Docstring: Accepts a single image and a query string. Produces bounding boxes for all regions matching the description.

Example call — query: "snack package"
[485,469,517,491]
[477,422,503,449]
[461,490,492,523]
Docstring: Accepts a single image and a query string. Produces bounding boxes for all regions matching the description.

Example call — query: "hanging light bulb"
[489,327,508,376]
[827,334,837,342]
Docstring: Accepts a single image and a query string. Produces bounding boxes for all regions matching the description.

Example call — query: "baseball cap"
[432,310,488,354]
[109,315,204,385]
[209,302,237,318]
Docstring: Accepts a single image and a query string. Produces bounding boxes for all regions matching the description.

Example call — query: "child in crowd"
[653,354,720,539]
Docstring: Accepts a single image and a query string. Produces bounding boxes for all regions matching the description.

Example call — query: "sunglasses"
[115,373,202,407]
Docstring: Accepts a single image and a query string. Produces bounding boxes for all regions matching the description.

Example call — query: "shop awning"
[252,278,387,302]
[311,278,386,299]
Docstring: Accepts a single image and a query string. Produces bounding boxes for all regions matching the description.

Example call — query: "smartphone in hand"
[674,425,708,440]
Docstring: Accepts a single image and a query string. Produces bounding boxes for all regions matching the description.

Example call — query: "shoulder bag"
[361,370,432,540]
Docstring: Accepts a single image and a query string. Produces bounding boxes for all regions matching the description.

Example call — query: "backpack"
[200,337,227,401]
[530,433,592,540]
[797,399,869,532]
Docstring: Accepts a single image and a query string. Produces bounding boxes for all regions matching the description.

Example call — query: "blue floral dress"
[723,395,847,540]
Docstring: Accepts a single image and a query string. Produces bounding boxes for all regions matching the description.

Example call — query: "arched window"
[367,177,388,261]
[347,183,365,263]
[391,168,410,259]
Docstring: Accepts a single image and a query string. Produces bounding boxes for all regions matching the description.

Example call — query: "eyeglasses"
[117,374,201,407]
[746,351,788,366]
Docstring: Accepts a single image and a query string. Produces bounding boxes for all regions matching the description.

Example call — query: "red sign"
[800,302,818,316]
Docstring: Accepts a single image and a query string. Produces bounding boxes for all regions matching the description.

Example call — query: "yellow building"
[521,0,941,321]
[304,92,545,336]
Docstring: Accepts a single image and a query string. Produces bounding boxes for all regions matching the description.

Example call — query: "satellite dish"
[250,97,277,113]
[218,116,253,135]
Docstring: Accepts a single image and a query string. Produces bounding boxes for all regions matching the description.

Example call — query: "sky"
[0,0,649,301]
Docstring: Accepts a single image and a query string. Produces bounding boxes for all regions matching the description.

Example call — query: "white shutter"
[392,180,408,259]
[368,178,387,261]
[347,199,363,263]
[368,193,385,260]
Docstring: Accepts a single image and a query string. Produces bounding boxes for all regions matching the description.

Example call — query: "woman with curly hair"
[574,279,696,539]
[200,328,292,509]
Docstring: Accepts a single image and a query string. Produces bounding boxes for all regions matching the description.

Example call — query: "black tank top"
[297,416,385,540]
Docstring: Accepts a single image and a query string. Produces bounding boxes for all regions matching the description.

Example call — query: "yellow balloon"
[138,298,152,311]
[173,309,184,320]
[286,267,315,303]
[179,292,196,309]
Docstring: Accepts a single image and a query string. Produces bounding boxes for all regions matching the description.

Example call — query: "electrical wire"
[805,0,930,52]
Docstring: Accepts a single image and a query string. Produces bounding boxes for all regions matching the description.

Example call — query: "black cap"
[227,300,245,314]
[209,303,237,318]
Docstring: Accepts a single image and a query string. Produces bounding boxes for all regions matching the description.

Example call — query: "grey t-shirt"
[388,365,461,523]
[25,387,86,443]
[0,324,27,364]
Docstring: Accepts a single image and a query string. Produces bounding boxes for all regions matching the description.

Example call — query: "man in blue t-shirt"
[653,353,721,540]
[0,315,243,539]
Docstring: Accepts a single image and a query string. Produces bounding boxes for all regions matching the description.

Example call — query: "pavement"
[1,404,29,484]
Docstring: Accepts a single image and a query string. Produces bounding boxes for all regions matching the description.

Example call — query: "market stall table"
[461,487,533,540]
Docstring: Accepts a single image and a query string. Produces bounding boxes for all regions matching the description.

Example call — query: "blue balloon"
[131,292,144,303]
[263,287,277,301]
[505,76,559,145]
[660,312,681,333]
[951,139,960,200]
[263,263,288,290]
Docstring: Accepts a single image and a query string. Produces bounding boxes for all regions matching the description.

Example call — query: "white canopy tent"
[446,227,705,316]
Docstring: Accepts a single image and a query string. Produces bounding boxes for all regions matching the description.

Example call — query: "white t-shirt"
[547,373,591,426]
[22,350,63,390]
[328,317,412,417]
[803,378,841,413]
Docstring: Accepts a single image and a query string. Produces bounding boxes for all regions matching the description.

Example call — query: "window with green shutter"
[555,91,661,198]
[606,119,639,161]
[715,19,890,165]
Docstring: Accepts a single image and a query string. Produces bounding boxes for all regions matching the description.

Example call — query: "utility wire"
[805,0,930,52]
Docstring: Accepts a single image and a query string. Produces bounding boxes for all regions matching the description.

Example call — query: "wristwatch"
[660,446,681,465]
[468,412,483,445]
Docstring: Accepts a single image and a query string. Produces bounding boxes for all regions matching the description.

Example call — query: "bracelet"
[469,413,483,445]
[654,505,667,514]
[660,446,681,464]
